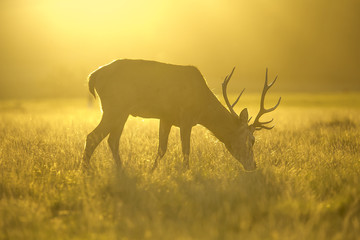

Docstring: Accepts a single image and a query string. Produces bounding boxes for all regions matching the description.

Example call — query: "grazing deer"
[82,59,281,171]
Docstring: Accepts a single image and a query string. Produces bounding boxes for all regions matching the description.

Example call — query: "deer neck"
[198,97,237,144]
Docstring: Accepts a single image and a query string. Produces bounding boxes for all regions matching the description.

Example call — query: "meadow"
[0,93,359,240]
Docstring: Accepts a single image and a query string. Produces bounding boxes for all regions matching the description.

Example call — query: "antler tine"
[255,125,274,131]
[251,69,281,130]
[266,97,281,112]
[231,88,245,108]
[258,69,268,113]
[268,75,278,88]
[265,68,268,85]
[225,67,235,84]
[257,118,274,125]
[222,67,244,116]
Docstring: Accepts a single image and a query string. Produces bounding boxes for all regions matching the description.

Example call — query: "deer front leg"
[180,125,192,170]
[151,120,172,172]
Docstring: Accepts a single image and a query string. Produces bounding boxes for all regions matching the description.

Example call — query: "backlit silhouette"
[82,59,281,171]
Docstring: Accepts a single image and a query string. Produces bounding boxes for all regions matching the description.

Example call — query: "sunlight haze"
[0,0,359,98]
[1,1,360,239]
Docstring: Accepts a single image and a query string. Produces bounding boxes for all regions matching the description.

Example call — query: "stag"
[82,59,281,171]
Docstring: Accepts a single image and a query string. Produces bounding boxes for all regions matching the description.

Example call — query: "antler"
[222,67,245,116]
[251,68,281,130]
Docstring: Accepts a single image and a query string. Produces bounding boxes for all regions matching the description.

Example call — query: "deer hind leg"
[82,112,118,169]
[180,125,192,170]
[107,115,128,169]
[151,120,172,172]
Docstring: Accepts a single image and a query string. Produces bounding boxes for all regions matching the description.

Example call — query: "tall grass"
[0,94,359,239]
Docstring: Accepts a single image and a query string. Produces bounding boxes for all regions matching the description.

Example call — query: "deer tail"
[88,72,97,99]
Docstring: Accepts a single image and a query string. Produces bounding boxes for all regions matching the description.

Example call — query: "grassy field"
[0,93,360,240]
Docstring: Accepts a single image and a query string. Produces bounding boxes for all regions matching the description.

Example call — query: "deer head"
[222,68,281,171]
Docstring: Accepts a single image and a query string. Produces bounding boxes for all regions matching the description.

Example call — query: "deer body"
[91,59,216,126]
[83,59,280,171]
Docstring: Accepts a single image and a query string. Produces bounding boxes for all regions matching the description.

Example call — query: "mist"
[1,0,359,98]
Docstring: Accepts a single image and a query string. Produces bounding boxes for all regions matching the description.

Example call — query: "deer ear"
[239,108,248,124]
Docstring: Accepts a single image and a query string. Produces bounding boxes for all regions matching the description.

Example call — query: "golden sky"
[0,0,359,97]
